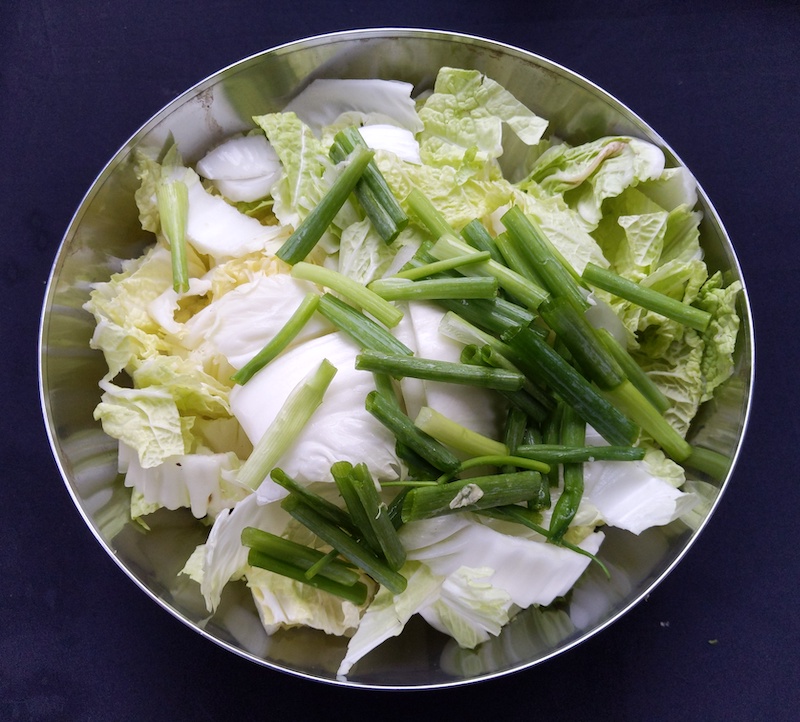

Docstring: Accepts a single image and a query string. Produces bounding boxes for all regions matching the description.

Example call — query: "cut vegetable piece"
[365,390,461,473]
[414,406,508,458]
[291,262,403,328]
[502,325,639,447]
[282,495,407,595]
[183,273,332,370]
[356,350,523,391]
[277,146,375,264]
[236,358,338,491]
[401,471,547,522]
[232,293,320,385]
[583,262,712,332]
[317,294,412,356]
[156,180,190,293]
[230,332,401,491]
[400,514,604,609]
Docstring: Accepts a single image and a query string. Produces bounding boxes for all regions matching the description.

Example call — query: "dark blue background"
[3,1,798,719]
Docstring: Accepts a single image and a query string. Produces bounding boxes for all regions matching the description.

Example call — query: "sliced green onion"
[331,461,383,554]
[459,344,552,423]
[502,325,639,447]
[317,293,412,356]
[247,549,368,605]
[291,262,403,328]
[350,463,407,571]
[241,526,360,586]
[282,494,407,595]
[393,442,442,481]
[355,350,524,391]
[401,471,546,522]
[582,262,712,332]
[460,219,505,264]
[270,468,357,535]
[236,359,337,491]
[501,406,529,474]
[548,404,586,541]
[439,312,553,405]
[414,406,508,458]
[596,328,671,414]
[501,206,588,312]
[430,234,549,310]
[365,391,461,473]
[231,293,320,385]
[538,295,626,391]
[684,445,731,480]
[331,127,408,243]
[367,276,498,301]
[406,188,456,238]
[495,231,546,288]
[277,146,374,265]
[515,443,645,463]
[437,297,536,336]
[391,251,492,280]
[156,180,190,293]
[602,380,692,461]
[438,454,550,480]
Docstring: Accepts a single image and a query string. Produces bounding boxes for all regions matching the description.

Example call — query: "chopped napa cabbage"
[376,149,515,231]
[136,147,288,260]
[679,479,719,531]
[246,566,365,637]
[93,380,192,469]
[358,125,421,164]
[417,67,548,166]
[606,257,709,358]
[694,272,743,402]
[129,487,162,528]
[522,136,665,227]
[130,353,231,418]
[581,458,698,535]
[84,245,193,378]
[228,332,401,495]
[181,169,287,259]
[501,188,610,275]
[282,78,424,134]
[146,276,213,338]
[638,328,705,438]
[593,188,703,284]
[183,272,332,368]
[337,561,442,678]
[121,442,247,519]
[201,251,288,297]
[638,166,698,212]
[418,566,512,649]
[400,301,507,440]
[191,416,253,459]
[630,273,741,438]
[180,543,206,584]
[200,493,290,612]
[335,212,422,287]
[196,133,282,203]
[253,111,358,240]
[337,218,399,286]
[400,515,604,609]
[134,143,185,234]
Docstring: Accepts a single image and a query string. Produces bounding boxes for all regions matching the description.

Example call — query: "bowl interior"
[39,28,753,688]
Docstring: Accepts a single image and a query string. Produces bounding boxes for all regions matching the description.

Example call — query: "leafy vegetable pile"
[85,67,741,678]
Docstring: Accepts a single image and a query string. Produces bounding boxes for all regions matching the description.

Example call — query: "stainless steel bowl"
[38,28,754,689]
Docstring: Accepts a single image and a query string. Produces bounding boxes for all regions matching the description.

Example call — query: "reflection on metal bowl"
[39,28,754,689]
